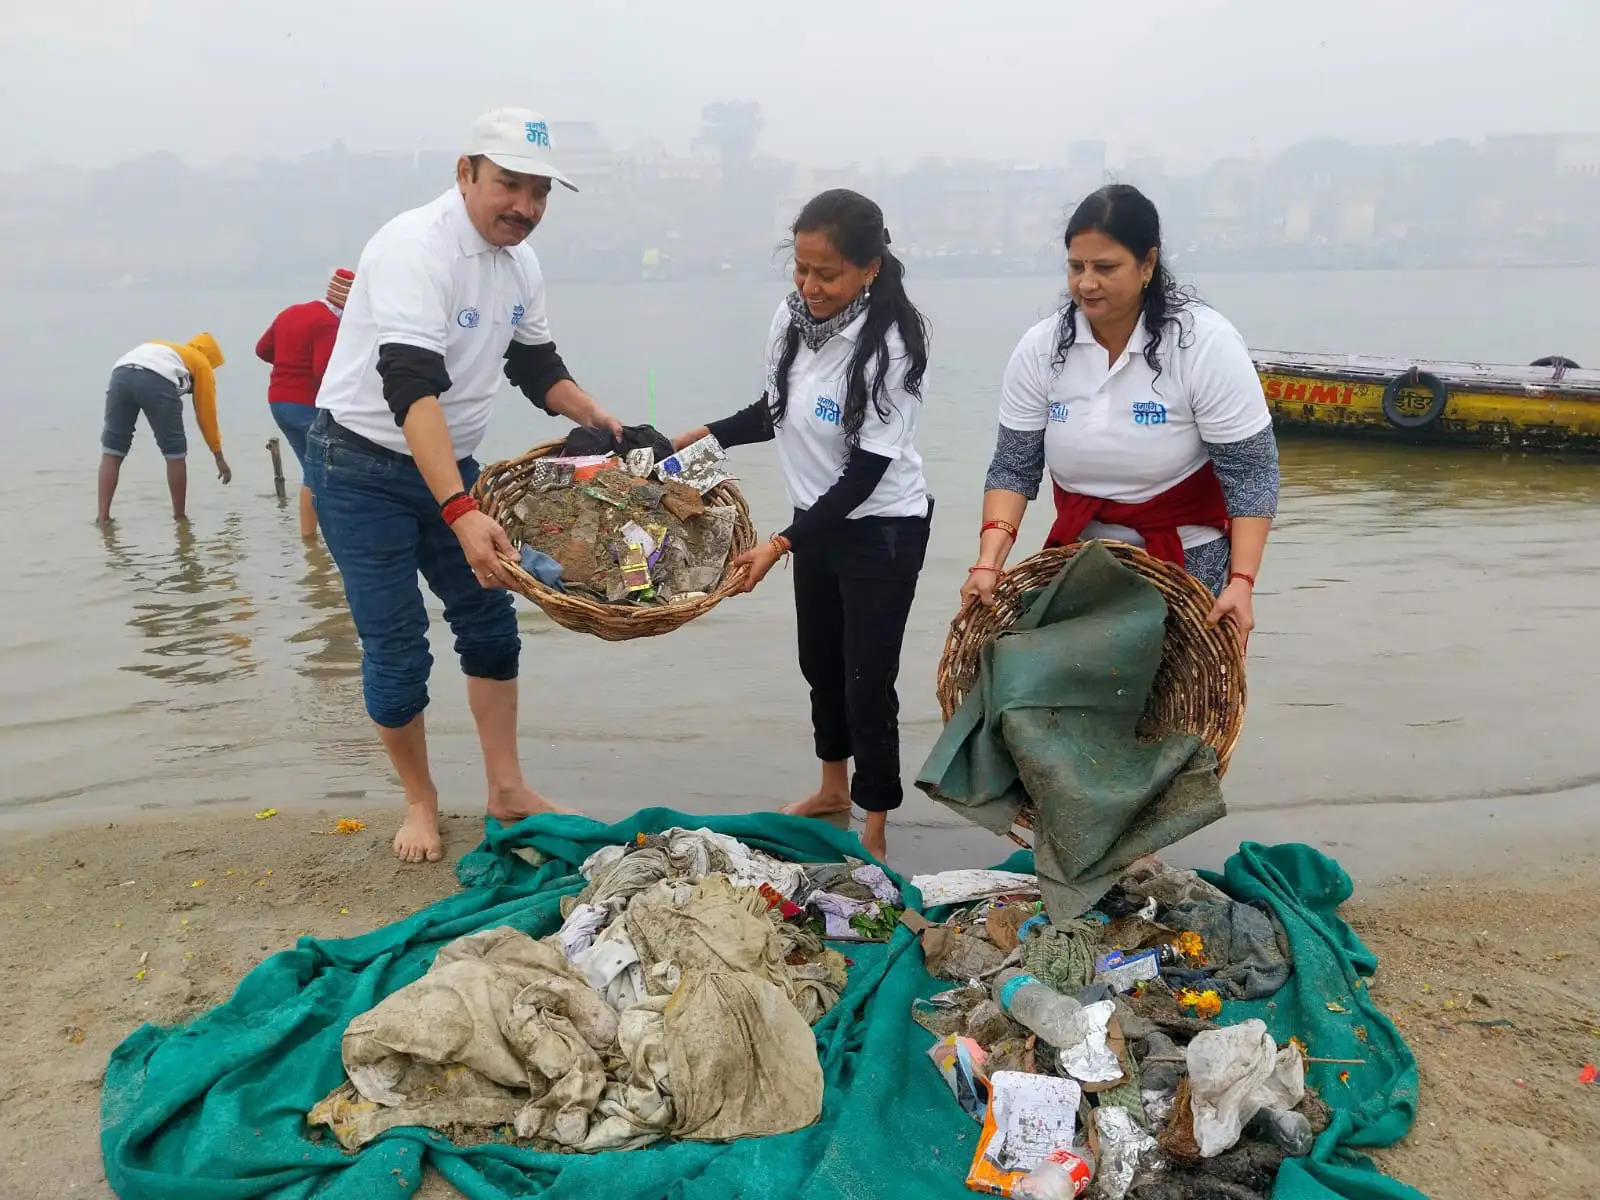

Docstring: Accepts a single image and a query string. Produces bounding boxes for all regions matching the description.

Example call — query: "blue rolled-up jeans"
[304,411,519,728]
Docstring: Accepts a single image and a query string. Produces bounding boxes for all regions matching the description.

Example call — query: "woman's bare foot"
[394,796,444,864]
[861,811,889,863]
[780,789,853,818]
[487,784,577,823]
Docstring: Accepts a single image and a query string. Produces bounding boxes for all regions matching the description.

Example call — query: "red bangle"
[981,519,1019,541]
[441,493,479,526]
[1229,570,1256,589]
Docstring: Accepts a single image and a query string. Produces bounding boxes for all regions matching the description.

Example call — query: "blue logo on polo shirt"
[456,307,480,329]
[1049,400,1069,423]
[525,121,550,147]
[510,303,525,326]
[1132,400,1167,426]
[813,395,841,425]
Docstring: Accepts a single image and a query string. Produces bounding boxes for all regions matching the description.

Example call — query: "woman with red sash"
[961,185,1279,641]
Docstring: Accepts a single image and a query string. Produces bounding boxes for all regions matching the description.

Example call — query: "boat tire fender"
[1381,368,1448,429]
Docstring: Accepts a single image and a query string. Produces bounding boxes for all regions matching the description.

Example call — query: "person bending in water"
[308,108,621,863]
[674,189,933,862]
[97,332,232,523]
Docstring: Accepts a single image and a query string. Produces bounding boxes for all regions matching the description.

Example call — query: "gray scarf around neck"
[786,290,868,352]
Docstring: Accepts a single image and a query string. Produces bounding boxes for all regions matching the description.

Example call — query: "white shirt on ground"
[765,300,929,519]
[114,343,191,393]
[317,187,554,459]
[998,303,1268,548]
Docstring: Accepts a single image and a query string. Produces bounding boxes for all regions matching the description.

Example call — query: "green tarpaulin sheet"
[102,812,1423,1200]
[916,542,1226,919]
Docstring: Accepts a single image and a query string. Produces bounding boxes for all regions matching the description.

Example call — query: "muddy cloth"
[308,927,637,1151]
[1163,899,1293,1000]
[916,541,1226,920]
[562,423,674,462]
[666,970,824,1140]
[1017,920,1100,994]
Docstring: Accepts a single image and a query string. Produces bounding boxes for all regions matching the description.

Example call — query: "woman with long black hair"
[962,184,1279,639]
[673,189,931,860]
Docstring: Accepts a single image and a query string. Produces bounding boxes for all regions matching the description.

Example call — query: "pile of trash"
[908,858,1325,1200]
[501,429,739,604]
[308,827,903,1154]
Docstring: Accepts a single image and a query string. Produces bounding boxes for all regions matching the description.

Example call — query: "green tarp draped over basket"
[102,812,1423,1200]
[916,542,1227,920]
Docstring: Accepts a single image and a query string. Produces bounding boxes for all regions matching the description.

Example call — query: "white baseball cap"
[465,108,578,192]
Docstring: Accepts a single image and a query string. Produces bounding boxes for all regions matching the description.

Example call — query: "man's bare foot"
[394,797,443,864]
[486,784,577,823]
[780,789,853,818]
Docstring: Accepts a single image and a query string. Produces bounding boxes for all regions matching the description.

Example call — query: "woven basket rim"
[935,539,1247,784]
[471,439,756,640]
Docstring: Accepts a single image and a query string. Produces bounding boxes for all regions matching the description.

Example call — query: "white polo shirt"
[316,187,554,459]
[998,303,1269,548]
[114,343,190,393]
[765,300,929,519]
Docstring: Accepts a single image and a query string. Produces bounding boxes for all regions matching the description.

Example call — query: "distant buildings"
[1,124,1597,288]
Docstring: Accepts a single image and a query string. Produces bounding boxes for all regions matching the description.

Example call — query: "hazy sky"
[3,0,1596,170]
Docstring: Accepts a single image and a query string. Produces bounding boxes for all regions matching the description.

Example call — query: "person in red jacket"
[257,268,354,537]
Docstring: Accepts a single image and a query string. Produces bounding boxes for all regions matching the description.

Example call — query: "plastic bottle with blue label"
[991,968,1095,1048]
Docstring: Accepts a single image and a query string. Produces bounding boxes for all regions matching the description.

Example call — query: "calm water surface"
[1,270,1597,850]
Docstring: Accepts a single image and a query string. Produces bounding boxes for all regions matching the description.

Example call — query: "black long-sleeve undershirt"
[376,343,452,427]
[503,340,574,413]
[705,396,894,550]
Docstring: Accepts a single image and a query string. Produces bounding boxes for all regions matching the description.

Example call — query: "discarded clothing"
[852,864,901,904]
[916,543,1227,920]
[624,875,796,1002]
[665,970,824,1141]
[1164,899,1292,1000]
[1185,1020,1305,1158]
[518,544,568,591]
[557,902,610,958]
[1120,859,1232,909]
[807,890,879,938]
[310,927,635,1151]
[563,423,674,463]
[1017,920,1100,995]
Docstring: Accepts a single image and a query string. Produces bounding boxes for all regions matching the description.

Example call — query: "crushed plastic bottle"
[1012,1148,1095,1199]
[992,969,1093,1048]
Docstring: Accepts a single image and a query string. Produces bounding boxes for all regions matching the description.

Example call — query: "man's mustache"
[499,215,534,232]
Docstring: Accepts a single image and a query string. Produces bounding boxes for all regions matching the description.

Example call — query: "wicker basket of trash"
[473,435,756,642]
[935,542,1246,830]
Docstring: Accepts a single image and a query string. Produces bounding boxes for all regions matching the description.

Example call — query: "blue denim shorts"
[303,412,519,728]
[269,402,317,471]
[102,365,187,459]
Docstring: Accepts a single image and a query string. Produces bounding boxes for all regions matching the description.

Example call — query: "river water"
[2,270,1597,869]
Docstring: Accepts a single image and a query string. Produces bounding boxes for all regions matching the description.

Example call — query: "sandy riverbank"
[0,804,1596,1200]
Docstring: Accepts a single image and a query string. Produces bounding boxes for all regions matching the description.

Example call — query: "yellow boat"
[1253,352,1600,453]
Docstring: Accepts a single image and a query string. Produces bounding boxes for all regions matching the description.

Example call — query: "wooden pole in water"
[266,437,286,502]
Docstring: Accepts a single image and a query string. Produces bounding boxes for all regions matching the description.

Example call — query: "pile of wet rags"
[309,827,903,1154]
[501,430,737,604]
[908,858,1319,1200]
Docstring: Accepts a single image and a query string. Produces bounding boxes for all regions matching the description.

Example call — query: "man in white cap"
[309,108,621,864]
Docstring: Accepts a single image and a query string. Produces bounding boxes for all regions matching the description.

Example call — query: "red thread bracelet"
[968,564,1002,574]
[441,493,480,526]
[1229,570,1256,589]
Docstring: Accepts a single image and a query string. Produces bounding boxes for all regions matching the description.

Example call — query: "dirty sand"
[0,806,1596,1200]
